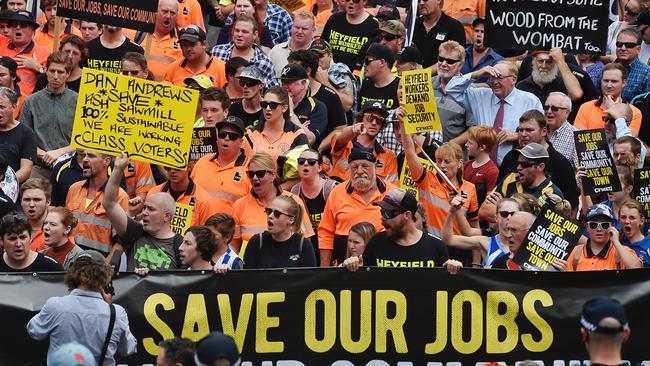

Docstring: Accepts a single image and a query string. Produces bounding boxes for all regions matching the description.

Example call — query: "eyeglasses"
[437,56,461,65]
[246,170,271,179]
[624,5,638,17]
[504,226,523,234]
[260,101,284,109]
[297,157,319,166]
[380,208,404,220]
[498,210,516,218]
[363,112,386,125]
[122,70,142,76]
[516,160,538,168]
[265,208,294,219]
[380,33,397,41]
[364,57,380,65]
[616,41,640,49]
[240,79,260,88]
[544,105,568,112]
[179,24,203,37]
[218,131,241,140]
[587,221,611,230]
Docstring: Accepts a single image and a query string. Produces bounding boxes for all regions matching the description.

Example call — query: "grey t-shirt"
[122,218,181,271]
[20,88,77,152]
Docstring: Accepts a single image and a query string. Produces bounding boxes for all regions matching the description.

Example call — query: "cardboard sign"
[401,69,441,134]
[170,202,194,235]
[270,0,305,12]
[56,0,158,33]
[71,69,198,169]
[574,129,621,195]
[190,127,217,163]
[633,167,650,220]
[399,158,434,200]
[484,0,608,54]
[513,205,581,271]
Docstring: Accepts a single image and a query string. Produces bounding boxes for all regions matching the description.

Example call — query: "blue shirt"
[460,47,504,83]
[622,236,650,266]
[622,58,650,103]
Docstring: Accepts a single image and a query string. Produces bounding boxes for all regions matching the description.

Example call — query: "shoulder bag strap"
[99,304,116,365]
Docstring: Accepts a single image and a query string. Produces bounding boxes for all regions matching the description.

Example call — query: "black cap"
[278,63,308,80]
[309,38,331,54]
[395,45,423,64]
[6,10,39,28]
[179,25,206,43]
[216,115,246,135]
[349,146,376,163]
[360,100,389,118]
[365,43,395,65]
[374,188,418,214]
[376,4,400,20]
[580,297,629,334]
[195,332,240,366]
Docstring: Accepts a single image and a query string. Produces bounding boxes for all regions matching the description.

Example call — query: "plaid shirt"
[376,109,443,156]
[622,58,650,103]
[548,120,579,170]
[224,3,292,46]
[327,61,358,113]
[210,43,278,88]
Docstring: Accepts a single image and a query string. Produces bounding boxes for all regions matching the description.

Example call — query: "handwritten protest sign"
[399,158,434,200]
[170,202,194,235]
[484,0,608,54]
[574,129,621,195]
[71,69,198,169]
[513,205,580,271]
[270,0,305,12]
[401,69,441,134]
[634,167,650,221]
[57,0,158,32]
[190,127,217,163]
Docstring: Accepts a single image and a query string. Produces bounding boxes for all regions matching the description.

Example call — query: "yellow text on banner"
[399,157,435,200]
[401,68,441,134]
[70,69,199,169]
[170,203,194,235]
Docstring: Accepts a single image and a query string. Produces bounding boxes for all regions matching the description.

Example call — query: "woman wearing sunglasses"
[242,195,316,268]
[231,152,314,254]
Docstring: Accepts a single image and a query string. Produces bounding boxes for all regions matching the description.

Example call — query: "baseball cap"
[195,332,241,366]
[183,75,214,90]
[360,100,389,118]
[580,297,629,334]
[47,342,96,366]
[631,11,650,26]
[216,115,246,135]
[179,24,206,43]
[395,45,423,64]
[374,188,418,214]
[348,146,377,163]
[586,204,615,221]
[516,143,549,160]
[237,65,265,84]
[7,10,39,28]
[75,250,106,266]
[309,38,331,54]
[365,43,395,65]
[278,63,308,80]
[377,4,400,20]
[378,20,405,36]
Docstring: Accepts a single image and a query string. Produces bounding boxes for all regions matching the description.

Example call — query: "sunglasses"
[544,105,568,112]
[260,101,284,109]
[587,221,611,230]
[122,70,142,76]
[437,56,461,65]
[380,33,397,41]
[498,210,516,218]
[218,131,241,140]
[240,79,261,88]
[516,160,538,168]
[363,112,386,125]
[265,208,294,219]
[624,5,638,17]
[364,57,380,65]
[246,170,271,179]
[180,25,203,37]
[380,208,404,220]
[297,157,319,166]
[616,41,640,49]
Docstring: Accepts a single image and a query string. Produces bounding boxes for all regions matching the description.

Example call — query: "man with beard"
[460,18,503,84]
[65,151,129,257]
[87,25,144,74]
[318,147,398,266]
[342,188,462,273]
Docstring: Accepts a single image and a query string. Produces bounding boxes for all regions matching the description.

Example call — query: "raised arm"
[103,152,130,237]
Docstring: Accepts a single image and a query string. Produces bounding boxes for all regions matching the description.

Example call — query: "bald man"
[146,0,183,80]
[490,211,535,269]
[104,153,183,271]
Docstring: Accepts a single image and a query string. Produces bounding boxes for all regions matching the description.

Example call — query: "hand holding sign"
[573,129,621,195]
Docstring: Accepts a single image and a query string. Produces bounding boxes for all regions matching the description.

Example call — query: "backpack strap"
[99,304,116,365]
[572,244,583,270]
[322,179,337,201]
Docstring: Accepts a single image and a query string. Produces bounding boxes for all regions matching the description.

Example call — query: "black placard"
[56,0,158,33]
[484,0,608,54]
[633,167,650,221]
[513,205,581,271]
[190,127,217,163]
[574,129,622,195]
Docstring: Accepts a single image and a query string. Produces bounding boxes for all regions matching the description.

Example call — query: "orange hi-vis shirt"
[0,41,50,96]
[318,178,397,262]
[415,169,479,238]
[147,179,220,228]
[328,136,399,184]
[177,0,205,29]
[232,189,315,246]
[147,29,183,81]
[34,22,82,52]
[65,180,129,255]
[567,240,640,271]
[123,160,156,199]
[573,99,642,135]
[246,121,309,161]
[163,56,227,87]
[442,0,485,42]
[190,149,251,216]
[30,227,46,252]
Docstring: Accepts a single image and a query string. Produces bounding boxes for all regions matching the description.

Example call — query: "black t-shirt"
[228,100,261,132]
[0,252,64,272]
[0,190,19,219]
[363,231,449,267]
[313,85,347,137]
[300,190,326,259]
[87,38,144,74]
[321,12,378,72]
[0,122,37,172]
[243,232,316,269]
[358,76,400,110]
[411,13,466,68]
[34,74,81,93]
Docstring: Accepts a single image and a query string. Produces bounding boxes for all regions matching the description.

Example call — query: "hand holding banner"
[401,69,441,134]
[574,128,621,195]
